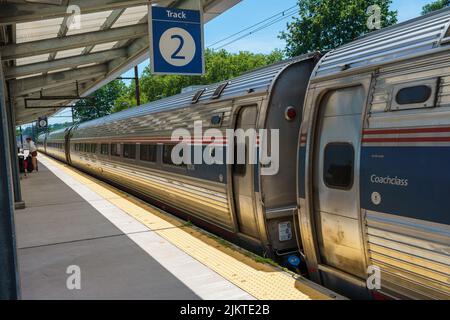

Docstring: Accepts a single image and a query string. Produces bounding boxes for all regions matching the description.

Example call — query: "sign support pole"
[134,65,141,106]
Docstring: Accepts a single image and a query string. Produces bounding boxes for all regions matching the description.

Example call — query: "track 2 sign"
[149,6,204,75]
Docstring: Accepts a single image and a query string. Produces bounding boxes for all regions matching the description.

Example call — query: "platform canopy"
[0,0,241,124]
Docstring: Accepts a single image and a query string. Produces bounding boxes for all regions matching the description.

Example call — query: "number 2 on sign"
[171,35,186,60]
[159,27,196,67]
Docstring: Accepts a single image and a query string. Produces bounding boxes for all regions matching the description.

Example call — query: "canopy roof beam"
[14,64,108,96]
[1,24,147,61]
[0,0,149,25]
[81,8,126,55]
[5,49,125,79]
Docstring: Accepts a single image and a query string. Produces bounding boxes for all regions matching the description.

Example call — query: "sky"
[47,0,433,126]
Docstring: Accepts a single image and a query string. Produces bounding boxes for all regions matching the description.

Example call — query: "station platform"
[14,154,342,300]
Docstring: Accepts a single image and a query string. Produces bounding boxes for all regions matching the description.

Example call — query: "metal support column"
[19,126,23,147]
[6,82,24,209]
[0,55,20,299]
[134,65,141,106]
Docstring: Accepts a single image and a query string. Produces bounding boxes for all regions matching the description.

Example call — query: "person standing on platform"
[24,136,38,172]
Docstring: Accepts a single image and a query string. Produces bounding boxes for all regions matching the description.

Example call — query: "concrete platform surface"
[15,160,254,300]
[15,155,341,300]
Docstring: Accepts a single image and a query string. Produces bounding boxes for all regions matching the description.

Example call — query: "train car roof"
[312,7,450,80]
[63,52,318,134]
[45,126,71,140]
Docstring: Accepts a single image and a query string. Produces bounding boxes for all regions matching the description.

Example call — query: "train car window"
[140,144,157,162]
[163,144,185,167]
[123,144,136,159]
[100,144,109,155]
[111,143,121,157]
[391,79,438,111]
[323,143,354,190]
[396,85,432,105]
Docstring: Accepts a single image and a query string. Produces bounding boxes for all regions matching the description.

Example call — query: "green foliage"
[422,0,449,14]
[111,83,148,113]
[15,122,73,142]
[47,122,73,132]
[280,0,398,57]
[130,49,284,106]
[17,126,33,140]
[77,49,283,118]
[73,80,127,123]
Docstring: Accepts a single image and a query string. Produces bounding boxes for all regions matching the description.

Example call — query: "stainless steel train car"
[39,53,320,258]
[297,8,450,299]
[38,8,450,300]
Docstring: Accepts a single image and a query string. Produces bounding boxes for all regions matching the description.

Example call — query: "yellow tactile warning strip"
[40,155,340,300]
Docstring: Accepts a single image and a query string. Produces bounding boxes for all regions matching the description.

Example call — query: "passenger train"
[37,9,450,300]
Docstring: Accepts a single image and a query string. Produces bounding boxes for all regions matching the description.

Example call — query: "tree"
[76,49,284,117]
[73,80,127,123]
[280,0,398,57]
[422,0,449,14]
[137,49,284,105]
[47,122,73,132]
[111,82,148,113]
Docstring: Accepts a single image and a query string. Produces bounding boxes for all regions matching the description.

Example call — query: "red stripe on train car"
[362,137,450,143]
[363,127,450,135]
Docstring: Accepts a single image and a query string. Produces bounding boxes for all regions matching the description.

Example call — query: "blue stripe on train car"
[298,146,306,198]
[360,146,450,225]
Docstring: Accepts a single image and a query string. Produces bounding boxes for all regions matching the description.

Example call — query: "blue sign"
[149,6,204,75]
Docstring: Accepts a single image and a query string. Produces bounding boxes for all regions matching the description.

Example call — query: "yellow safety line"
[41,155,335,300]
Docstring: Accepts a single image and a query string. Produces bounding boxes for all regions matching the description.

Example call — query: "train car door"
[232,105,260,240]
[64,127,72,165]
[312,86,367,282]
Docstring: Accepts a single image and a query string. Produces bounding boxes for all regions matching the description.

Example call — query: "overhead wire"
[208,5,299,50]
